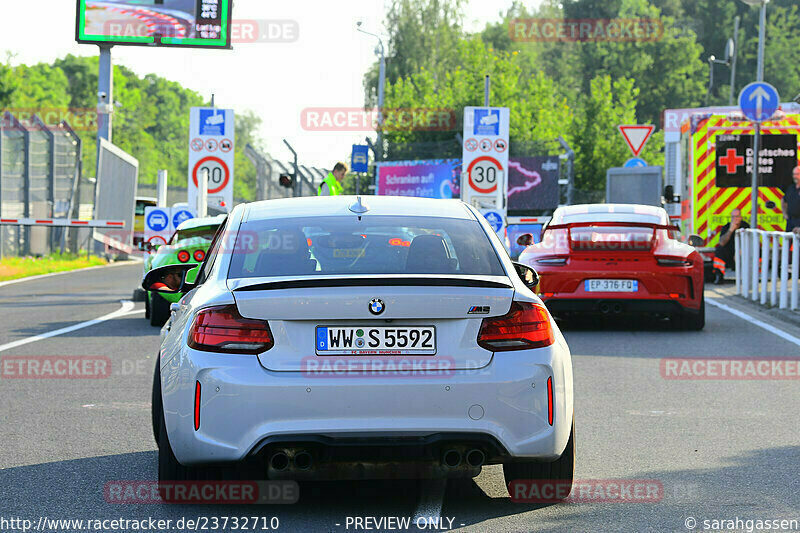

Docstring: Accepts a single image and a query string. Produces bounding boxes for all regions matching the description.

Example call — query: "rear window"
[135,200,156,216]
[171,226,220,243]
[569,225,655,251]
[228,216,506,278]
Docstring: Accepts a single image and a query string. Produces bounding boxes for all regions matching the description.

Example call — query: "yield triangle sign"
[618,125,655,156]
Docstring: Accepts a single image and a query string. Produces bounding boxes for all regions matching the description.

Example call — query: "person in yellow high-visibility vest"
[319,162,346,196]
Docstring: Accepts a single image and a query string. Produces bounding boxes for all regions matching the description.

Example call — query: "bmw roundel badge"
[369,298,385,315]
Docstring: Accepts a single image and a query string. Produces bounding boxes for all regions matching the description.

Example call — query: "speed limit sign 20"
[192,156,230,194]
[467,156,503,194]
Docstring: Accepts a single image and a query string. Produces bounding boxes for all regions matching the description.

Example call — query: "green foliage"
[368,0,760,192]
[3,54,262,202]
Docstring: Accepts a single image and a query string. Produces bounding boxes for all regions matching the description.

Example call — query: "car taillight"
[188,305,273,354]
[656,257,692,266]
[477,302,555,352]
[193,249,205,262]
[177,250,190,263]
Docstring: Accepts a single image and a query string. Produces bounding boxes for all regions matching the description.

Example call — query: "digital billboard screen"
[76,0,233,49]
[376,159,462,199]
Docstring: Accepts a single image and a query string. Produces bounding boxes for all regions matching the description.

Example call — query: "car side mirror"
[142,263,199,294]
[516,233,534,247]
[513,262,539,289]
[688,234,705,247]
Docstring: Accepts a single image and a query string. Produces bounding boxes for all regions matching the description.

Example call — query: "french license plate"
[315,326,436,355]
[585,279,638,292]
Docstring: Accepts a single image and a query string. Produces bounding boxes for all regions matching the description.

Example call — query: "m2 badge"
[468,306,490,315]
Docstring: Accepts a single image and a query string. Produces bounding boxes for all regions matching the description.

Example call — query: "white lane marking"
[707,298,800,348]
[0,300,136,353]
[412,479,446,525]
[0,260,141,289]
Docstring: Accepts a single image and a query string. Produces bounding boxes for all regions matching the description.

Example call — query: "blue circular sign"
[484,211,504,233]
[146,210,169,232]
[624,157,648,168]
[172,210,194,229]
[739,82,780,123]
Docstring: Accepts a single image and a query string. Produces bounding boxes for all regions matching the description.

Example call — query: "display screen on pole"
[76,0,233,49]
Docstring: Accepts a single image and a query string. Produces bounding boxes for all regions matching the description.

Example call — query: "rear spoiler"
[544,222,680,232]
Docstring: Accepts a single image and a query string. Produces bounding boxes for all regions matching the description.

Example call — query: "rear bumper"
[160,340,574,467]
[543,298,690,315]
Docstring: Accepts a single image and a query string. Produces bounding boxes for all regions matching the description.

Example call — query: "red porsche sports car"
[518,204,705,330]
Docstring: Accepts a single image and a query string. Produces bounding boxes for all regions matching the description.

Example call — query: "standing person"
[319,162,346,196]
[781,166,800,233]
[713,208,749,283]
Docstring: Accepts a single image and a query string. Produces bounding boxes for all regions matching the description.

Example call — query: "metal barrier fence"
[736,228,799,310]
[0,112,82,258]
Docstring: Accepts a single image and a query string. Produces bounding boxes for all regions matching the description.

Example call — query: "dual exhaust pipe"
[599,303,623,315]
[442,448,485,468]
[270,450,312,471]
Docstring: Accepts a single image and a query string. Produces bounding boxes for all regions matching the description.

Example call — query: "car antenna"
[349,196,369,215]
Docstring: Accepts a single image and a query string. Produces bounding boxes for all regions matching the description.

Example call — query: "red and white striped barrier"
[0,218,125,228]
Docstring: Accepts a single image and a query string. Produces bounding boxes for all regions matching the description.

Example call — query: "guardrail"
[736,228,799,310]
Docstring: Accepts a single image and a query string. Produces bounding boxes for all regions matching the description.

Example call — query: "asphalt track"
[1,263,799,532]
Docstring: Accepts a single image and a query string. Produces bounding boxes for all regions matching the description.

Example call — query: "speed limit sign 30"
[192,156,230,194]
[461,107,510,242]
[467,156,503,194]
[188,108,235,212]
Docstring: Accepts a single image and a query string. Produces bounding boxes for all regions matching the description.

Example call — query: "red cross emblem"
[718,149,744,174]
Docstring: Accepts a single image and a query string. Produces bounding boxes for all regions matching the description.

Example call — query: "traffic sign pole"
[739,81,780,230]
[751,123,760,229]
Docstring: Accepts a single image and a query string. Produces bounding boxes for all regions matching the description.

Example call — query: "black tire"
[504,419,575,501]
[145,292,151,319]
[151,358,162,447]
[150,292,171,327]
[682,293,705,331]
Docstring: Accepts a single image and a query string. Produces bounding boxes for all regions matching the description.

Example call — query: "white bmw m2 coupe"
[145,196,574,498]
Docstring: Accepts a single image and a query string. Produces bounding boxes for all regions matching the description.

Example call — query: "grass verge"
[0,253,108,282]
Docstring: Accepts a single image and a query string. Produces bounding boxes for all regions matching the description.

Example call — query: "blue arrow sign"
[624,157,648,168]
[351,145,370,173]
[739,82,780,123]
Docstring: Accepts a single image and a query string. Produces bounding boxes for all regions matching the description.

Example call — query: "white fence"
[736,229,799,310]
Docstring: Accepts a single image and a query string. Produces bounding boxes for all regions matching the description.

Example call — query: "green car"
[144,215,226,326]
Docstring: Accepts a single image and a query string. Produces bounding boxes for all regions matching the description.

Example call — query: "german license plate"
[315,326,436,355]
[585,279,638,292]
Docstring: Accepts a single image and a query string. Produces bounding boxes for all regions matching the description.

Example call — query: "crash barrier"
[0,218,124,228]
[0,112,84,258]
[736,229,799,310]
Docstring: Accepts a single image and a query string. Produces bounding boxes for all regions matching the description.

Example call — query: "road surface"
[1,263,798,532]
